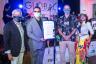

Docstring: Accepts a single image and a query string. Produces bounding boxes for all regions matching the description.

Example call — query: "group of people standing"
[3,4,94,64]
[58,5,94,64]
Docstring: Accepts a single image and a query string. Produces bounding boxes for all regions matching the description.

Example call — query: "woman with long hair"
[75,14,94,64]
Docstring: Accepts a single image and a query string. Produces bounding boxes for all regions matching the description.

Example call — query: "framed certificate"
[43,21,55,39]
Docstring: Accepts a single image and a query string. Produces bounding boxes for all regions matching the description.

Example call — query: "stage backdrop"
[23,0,58,19]
[0,0,8,35]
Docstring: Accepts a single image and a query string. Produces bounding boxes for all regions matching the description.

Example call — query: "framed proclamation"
[43,21,55,39]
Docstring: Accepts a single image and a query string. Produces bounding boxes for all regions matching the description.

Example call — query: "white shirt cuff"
[5,50,11,54]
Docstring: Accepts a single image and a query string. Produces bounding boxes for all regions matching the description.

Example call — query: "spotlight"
[58,7,61,10]
[19,4,23,8]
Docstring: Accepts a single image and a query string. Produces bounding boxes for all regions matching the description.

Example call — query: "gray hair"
[12,9,22,17]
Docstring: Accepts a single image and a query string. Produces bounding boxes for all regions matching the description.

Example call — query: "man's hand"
[40,38,46,41]
[65,28,76,41]
[63,35,71,41]
[8,53,13,61]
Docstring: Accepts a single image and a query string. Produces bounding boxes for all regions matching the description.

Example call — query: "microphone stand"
[47,2,57,64]
[46,22,56,64]
[46,32,56,64]
[53,37,56,64]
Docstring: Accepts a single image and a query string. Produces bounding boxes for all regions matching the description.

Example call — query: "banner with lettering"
[23,0,58,19]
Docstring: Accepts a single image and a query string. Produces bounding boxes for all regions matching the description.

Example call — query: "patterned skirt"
[75,36,90,64]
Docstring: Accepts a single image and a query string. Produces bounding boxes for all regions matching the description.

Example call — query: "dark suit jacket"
[3,21,29,57]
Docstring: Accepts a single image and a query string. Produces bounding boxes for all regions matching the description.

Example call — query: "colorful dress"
[75,22,94,64]
[75,35,89,64]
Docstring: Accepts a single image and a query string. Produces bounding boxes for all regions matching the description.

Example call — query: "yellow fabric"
[76,39,86,64]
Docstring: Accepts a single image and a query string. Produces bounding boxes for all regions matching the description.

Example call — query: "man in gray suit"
[27,7,46,64]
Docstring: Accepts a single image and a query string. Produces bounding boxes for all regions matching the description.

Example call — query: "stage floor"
[23,52,96,64]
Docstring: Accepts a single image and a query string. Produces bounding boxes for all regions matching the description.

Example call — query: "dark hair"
[4,3,10,11]
[89,18,96,22]
[33,6,41,12]
[79,13,88,23]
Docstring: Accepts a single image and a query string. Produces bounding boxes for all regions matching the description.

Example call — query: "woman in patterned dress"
[75,14,94,64]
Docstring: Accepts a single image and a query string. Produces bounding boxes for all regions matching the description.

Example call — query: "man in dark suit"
[27,7,47,64]
[3,9,29,64]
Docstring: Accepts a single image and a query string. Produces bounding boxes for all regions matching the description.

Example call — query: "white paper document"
[43,21,55,39]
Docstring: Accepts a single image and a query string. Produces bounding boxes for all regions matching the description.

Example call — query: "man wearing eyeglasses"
[27,7,47,64]
[58,5,78,64]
